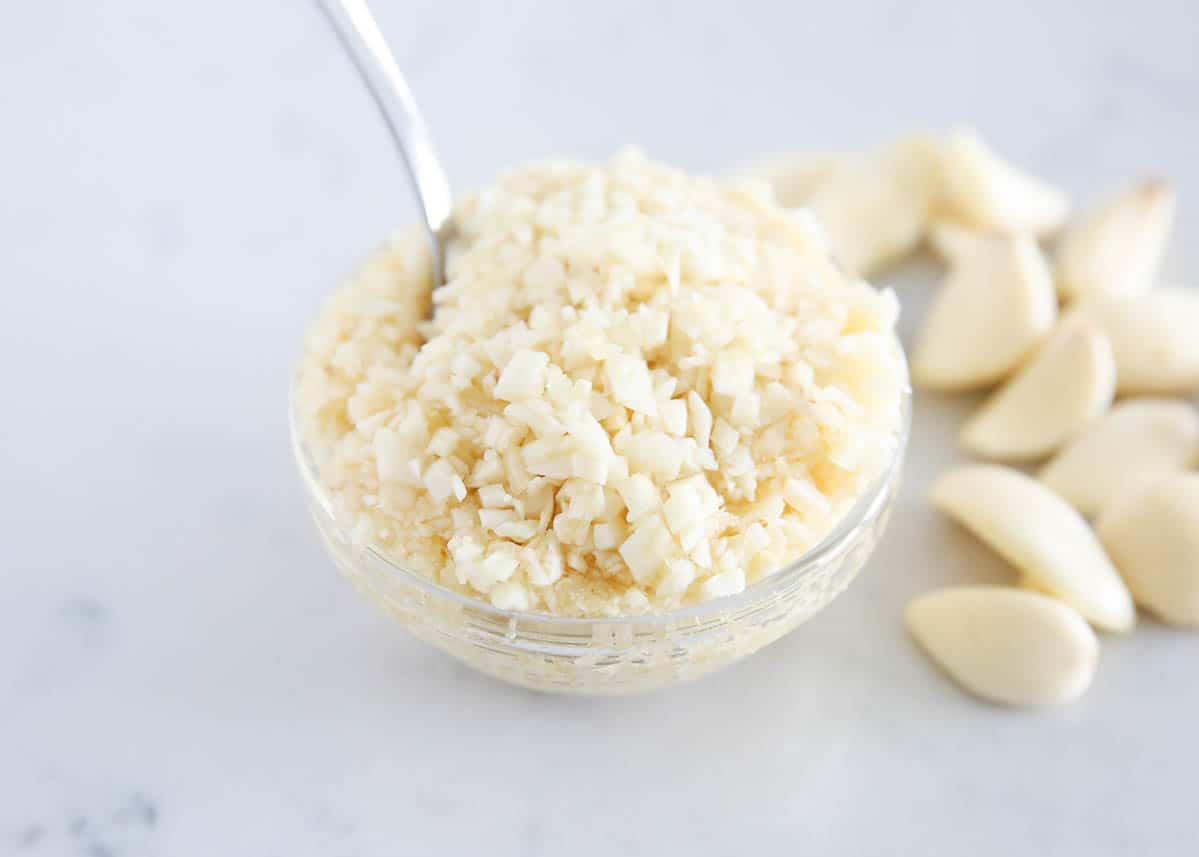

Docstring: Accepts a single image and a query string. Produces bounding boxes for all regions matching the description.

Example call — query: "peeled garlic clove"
[736,153,845,207]
[1041,399,1199,517]
[906,586,1099,706]
[1097,473,1199,627]
[960,320,1116,460]
[925,219,994,264]
[1055,179,1176,302]
[912,235,1056,391]
[939,129,1070,237]
[1064,287,1199,395]
[932,465,1136,632]
[807,134,943,276]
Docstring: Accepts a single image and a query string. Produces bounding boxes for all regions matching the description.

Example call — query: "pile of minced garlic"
[296,150,905,617]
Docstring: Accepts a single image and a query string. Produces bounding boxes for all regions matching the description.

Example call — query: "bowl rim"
[291,364,910,629]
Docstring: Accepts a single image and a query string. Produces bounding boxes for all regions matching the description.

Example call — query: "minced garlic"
[296,150,904,617]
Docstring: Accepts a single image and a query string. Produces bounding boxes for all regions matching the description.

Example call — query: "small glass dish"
[292,380,910,695]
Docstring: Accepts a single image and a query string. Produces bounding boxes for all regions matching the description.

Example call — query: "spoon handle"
[317,0,454,284]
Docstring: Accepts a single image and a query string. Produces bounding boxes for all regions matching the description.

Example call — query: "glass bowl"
[292,378,910,695]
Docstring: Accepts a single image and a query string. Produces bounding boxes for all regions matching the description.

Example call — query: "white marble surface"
[2,1,1197,854]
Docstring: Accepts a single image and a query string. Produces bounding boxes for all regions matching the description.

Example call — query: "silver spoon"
[317,0,454,286]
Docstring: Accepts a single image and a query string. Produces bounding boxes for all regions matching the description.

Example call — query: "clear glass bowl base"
[296,387,909,694]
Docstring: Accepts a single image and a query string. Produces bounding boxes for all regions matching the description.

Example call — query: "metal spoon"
[316,0,454,286]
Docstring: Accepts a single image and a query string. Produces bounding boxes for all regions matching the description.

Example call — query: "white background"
[2,1,1196,855]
